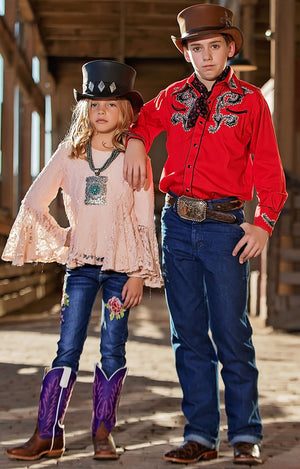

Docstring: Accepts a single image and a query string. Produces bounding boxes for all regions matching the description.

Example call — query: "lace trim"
[2,204,163,288]
[2,203,68,265]
[93,224,162,288]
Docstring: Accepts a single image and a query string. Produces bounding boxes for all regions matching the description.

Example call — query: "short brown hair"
[183,33,235,50]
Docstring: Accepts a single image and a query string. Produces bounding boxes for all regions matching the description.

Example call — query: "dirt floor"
[0,288,300,468]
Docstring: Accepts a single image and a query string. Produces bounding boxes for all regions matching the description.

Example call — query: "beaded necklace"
[85,141,120,205]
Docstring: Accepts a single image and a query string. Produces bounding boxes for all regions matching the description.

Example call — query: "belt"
[166,194,244,224]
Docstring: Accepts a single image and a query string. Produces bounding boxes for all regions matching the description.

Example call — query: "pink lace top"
[2,143,162,288]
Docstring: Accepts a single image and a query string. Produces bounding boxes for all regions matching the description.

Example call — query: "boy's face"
[183,35,235,90]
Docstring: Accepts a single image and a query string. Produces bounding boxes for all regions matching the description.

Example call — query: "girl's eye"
[108,102,116,107]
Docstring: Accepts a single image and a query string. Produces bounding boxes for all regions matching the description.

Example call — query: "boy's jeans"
[52,265,130,378]
[161,199,263,448]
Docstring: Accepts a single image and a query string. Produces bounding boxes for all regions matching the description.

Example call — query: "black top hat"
[171,4,243,57]
[74,60,143,113]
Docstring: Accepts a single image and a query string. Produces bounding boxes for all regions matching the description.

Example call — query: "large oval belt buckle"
[177,196,207,222]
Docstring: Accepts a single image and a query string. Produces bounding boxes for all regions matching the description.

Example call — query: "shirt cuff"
[254,208,278,235]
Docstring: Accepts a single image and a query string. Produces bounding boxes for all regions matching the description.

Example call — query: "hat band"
[83,80,118,95]
[181,25,231,40]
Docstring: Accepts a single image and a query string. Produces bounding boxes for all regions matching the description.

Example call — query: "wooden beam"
[18,0,35,21]
[0,17,15,65]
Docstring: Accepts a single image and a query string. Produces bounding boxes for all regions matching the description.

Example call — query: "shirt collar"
[173,66,245,96]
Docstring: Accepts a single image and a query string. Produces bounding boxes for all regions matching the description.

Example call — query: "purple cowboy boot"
[5,366,76,461]
[92,364,127,459]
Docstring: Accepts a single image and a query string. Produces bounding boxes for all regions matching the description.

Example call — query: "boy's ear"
[227,41,236,59]
[183,48,191,63]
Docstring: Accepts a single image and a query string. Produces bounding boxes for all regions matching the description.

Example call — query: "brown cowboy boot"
[5,367,76,461]
[92,364,127,460]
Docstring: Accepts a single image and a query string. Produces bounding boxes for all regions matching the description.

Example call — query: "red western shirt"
[130,68,287,234]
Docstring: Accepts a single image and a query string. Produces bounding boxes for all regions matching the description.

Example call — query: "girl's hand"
[232,222,269,264]
[122,277,143,309]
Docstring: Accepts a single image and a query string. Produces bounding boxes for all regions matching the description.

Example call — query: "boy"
[124,3,287,465]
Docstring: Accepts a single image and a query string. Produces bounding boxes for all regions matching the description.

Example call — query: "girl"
[2,60,162,461]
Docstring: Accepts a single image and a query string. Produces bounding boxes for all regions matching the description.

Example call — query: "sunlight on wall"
[45,95,52,163]
[0,0,4,16]
[31,111,40,177]
[13,86,19,213]
[0,54,3,175]
[32,56,40,84]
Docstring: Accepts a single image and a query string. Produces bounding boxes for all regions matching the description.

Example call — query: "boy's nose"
[203,49,212,60]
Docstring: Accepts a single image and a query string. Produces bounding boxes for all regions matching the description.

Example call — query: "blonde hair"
[64,98,134,159]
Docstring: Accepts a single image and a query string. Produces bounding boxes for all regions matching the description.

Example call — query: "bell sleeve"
[1,144,70,265]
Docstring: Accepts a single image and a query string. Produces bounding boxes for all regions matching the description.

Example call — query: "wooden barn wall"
[0,0,299,328]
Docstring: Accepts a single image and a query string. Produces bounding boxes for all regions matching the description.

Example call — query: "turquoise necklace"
[85,141,120,205]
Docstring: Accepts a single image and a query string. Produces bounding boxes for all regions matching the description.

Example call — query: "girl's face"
[183,35,235,90]
[89,99,120,136]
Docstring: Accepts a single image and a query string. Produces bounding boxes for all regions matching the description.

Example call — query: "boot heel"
[203,449,218,460]
[46,448,64,458]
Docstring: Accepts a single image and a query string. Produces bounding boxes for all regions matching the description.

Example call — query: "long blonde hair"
[64,98,134,159]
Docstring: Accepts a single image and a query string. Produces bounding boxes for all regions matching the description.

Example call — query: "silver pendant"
[85,175,107,205]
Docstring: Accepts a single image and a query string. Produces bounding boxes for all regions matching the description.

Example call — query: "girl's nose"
[97,104,105,113]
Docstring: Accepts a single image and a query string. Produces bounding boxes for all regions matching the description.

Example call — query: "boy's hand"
[232,223,269,264]
[123,139,148,190]
[122,277,143,309]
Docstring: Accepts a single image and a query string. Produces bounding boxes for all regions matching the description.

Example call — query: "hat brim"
[171,27,243,57]
[73,89,143,114]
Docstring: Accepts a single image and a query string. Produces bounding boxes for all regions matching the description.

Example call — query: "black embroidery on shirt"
[209,86,253,134]
[229,77,237,89]
[171,88,197,131]
[226,108,248,114]
[262,213,275,228]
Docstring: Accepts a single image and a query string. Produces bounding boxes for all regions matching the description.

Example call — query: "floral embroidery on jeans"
[105,296,126,321]
[60,309,65,324]
[60,276,69,324]
[61,292,69,307]
[61,276,69,308]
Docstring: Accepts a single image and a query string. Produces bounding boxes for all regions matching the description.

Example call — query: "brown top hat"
[171,3,243,56]
[74,60,143,113]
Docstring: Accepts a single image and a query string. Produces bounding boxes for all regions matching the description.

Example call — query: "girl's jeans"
[161,199,263,448]
[52,265,130,378]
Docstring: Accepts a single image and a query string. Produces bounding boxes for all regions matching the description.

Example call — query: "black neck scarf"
[186,66,230,129]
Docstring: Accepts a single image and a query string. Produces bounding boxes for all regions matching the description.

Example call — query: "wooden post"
[272,0,295,174]
[1,62,16,215]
